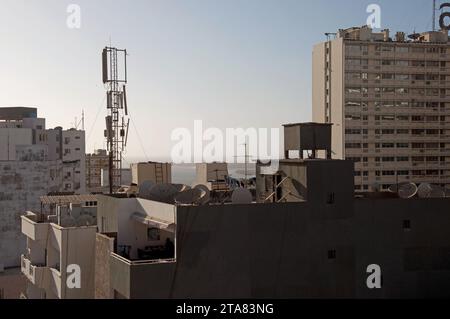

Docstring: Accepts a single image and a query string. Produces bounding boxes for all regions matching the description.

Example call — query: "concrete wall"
[131,163,172,185]
[95,233,114,299]
[312,38,345,159]
[109,197,450,299]
[0,128,33,161]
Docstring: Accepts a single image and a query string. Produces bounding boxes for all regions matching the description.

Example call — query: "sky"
[0,0,437,161]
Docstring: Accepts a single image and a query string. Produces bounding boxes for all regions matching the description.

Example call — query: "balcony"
[21,213,49,241]
[21,255,48,286]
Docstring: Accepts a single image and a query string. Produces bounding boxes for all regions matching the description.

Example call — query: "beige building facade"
[313,26,450,191]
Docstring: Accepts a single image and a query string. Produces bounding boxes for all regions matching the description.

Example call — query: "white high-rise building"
[313,26,450,192]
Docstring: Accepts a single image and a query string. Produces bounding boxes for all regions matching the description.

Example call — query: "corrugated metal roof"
[39,194,98,205]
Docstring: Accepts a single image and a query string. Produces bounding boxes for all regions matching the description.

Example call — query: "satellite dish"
[77,215,95,227]
[139,180,155,199]
[430,185,445,198]
[418,183,432,198]
[146,183,191,203]
[60,216,76,227]
[174,188,204,206]
[231,188,252,204]
[408,33,420,40]
[194,184,210,205]
[398,183,418,199]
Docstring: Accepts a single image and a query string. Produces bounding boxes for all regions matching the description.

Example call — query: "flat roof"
[40,194,98,205]
[0,107,37,120]
[283,122,333,127]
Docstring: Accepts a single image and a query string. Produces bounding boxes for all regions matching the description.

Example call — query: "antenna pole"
[433,0,437,32]
[82,109,85,131]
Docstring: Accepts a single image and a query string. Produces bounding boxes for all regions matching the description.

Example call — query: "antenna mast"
[102,46,130,194]
[433,0,437,31]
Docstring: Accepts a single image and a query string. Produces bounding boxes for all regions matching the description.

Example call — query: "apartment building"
[20,195,98,299]
[0,108,64,269]
[47,128,86,194]
[86,149,109,193]
[313,26,450,191]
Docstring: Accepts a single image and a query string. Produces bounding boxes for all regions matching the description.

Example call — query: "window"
[396,46,409,53]
[398,171,409,176]
[411,47,424,53]
[397,143,409,148]
[396,60,409,67]
[411,60,425,67]
[396,74,409,80]
[346,143,361,149]
[328,250,337,260]
[326,193,335,205]
[147,228,161,241]
[346,101,361,107]
[403,220,411,231]
[346,87,362,94]
[426,61,439,67]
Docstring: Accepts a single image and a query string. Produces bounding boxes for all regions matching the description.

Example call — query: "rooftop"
[0,107,37,121]
[40,194,98,206]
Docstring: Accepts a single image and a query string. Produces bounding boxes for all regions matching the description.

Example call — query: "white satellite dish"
[77,215,95,227]
[388,183,409,193]
[174,188,204,205]
[139,180,155,199]
[60,216,76,227]
[194,184,210,205]
[231,188,252,204]
[417,183,432,198]
[147,183,181,203]
[430,185,445,198]
[398,183,418,199]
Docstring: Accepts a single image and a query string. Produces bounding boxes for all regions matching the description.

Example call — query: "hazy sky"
[0,0,435,161]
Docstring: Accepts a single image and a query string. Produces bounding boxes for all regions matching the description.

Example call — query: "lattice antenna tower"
[102,47,130,194]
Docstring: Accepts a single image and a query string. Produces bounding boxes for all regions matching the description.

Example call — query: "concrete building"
[92,124,450,299]
[47,128,86,194]
[194,162,229,190]
[101,168,132,189]
[312,26,450,191]
[0,108,65,269]
[131,162,172,186]
[86,149,109,193]
[0,107,87,270]
[20,195,98,299]
[95,169,450,299]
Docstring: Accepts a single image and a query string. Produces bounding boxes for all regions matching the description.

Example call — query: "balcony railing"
[21,213,49,241]
[21,255,47,286]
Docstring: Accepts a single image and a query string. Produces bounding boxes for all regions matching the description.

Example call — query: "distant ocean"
[124,157,256,186]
